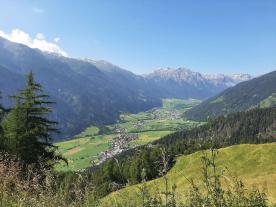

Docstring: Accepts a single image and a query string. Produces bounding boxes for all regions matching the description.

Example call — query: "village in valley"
[97,99,200,164]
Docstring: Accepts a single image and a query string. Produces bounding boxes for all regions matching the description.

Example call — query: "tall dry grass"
[0,153,98,207]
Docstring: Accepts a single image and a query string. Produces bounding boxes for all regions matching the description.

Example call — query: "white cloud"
[54,37,60,43]
[36,33,45,40]
[0,29,67,56]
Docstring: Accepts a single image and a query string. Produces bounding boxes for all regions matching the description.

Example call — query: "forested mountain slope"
[185,70,276,121]
[87,107,276,197]
[0,37,161,139]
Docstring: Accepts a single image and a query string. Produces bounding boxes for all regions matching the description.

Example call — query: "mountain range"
[0,37,253,139]
[185,70,276,121]
[145,68,251,99]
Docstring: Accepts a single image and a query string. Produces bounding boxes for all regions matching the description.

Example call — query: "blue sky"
[0,0,275,75]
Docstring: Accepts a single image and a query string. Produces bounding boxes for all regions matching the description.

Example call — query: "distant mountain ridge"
[204,73,252,87]
[146,67,251,86]
[0,37,254,139]
[185,70,276,121]
[144,67,252,99]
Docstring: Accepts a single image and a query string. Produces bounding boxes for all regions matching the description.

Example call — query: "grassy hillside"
[56,99,201,171]
[185,70,276,121]
[260,93,276,108]
[101,143,276,206]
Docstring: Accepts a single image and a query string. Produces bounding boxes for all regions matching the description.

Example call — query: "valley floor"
[55,99,201,171]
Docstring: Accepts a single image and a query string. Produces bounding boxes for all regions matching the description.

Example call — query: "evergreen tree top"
[1,71,65,170]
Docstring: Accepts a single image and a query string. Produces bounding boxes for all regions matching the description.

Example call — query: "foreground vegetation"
[101,143,276,206]
[1,144,275,207]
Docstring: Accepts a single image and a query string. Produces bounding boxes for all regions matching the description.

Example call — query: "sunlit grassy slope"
[260,93,276,108]
[101,143,276,206]
[56,99,201,171]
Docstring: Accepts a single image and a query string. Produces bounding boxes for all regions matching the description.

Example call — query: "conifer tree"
[0,91,5,121]
[3,72,64,169]
[3,97,26,155]
[0,92,5,150]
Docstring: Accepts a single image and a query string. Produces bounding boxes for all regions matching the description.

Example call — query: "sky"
[0,0,275,75]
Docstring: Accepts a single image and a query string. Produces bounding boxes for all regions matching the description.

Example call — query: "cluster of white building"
[152,109,181,120]
[98,132,138,164]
